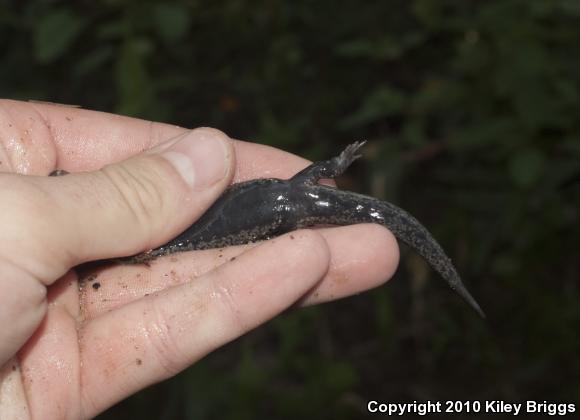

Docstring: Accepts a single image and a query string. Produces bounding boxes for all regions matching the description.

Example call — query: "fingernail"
[160,129,229,190]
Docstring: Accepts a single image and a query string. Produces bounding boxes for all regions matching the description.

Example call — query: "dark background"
[2,1,579,418]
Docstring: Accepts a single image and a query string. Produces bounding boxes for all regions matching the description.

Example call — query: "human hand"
[0,100,399,419]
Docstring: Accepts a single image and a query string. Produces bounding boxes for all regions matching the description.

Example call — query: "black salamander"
[129,141,484,317]
[51,142,484,317]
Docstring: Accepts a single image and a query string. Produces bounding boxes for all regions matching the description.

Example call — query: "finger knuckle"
[212,281,249,333]
[100,163,165,233]
[0,177,57,242]
[141,298,186,377]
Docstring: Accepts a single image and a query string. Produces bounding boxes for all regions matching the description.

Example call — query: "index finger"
[0,100,313,182]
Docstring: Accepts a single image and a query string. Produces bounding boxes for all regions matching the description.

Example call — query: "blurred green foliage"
[1,0,579,418]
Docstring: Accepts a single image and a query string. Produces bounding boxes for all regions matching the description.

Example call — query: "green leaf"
[492,255,521,276]
[557,0,580,16]
[402,120,425,147]
[335,33,425,60]
[34,9,85,63]
[96,20,125,40]
[73,46,113,77]
[451,119,517,150]
[115,39,153,117]
[339,86,406,129]
[322,361,358,391]
[508,148,546,188]
[153,3,191,43]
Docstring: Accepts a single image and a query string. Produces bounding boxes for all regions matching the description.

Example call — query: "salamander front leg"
[290,141,366,185]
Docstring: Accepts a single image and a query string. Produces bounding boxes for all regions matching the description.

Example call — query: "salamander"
[127,141,485,317]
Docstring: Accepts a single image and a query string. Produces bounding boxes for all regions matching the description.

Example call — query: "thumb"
[0,127,235,283]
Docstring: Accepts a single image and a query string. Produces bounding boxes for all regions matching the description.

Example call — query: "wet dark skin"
[125,142,485,317]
